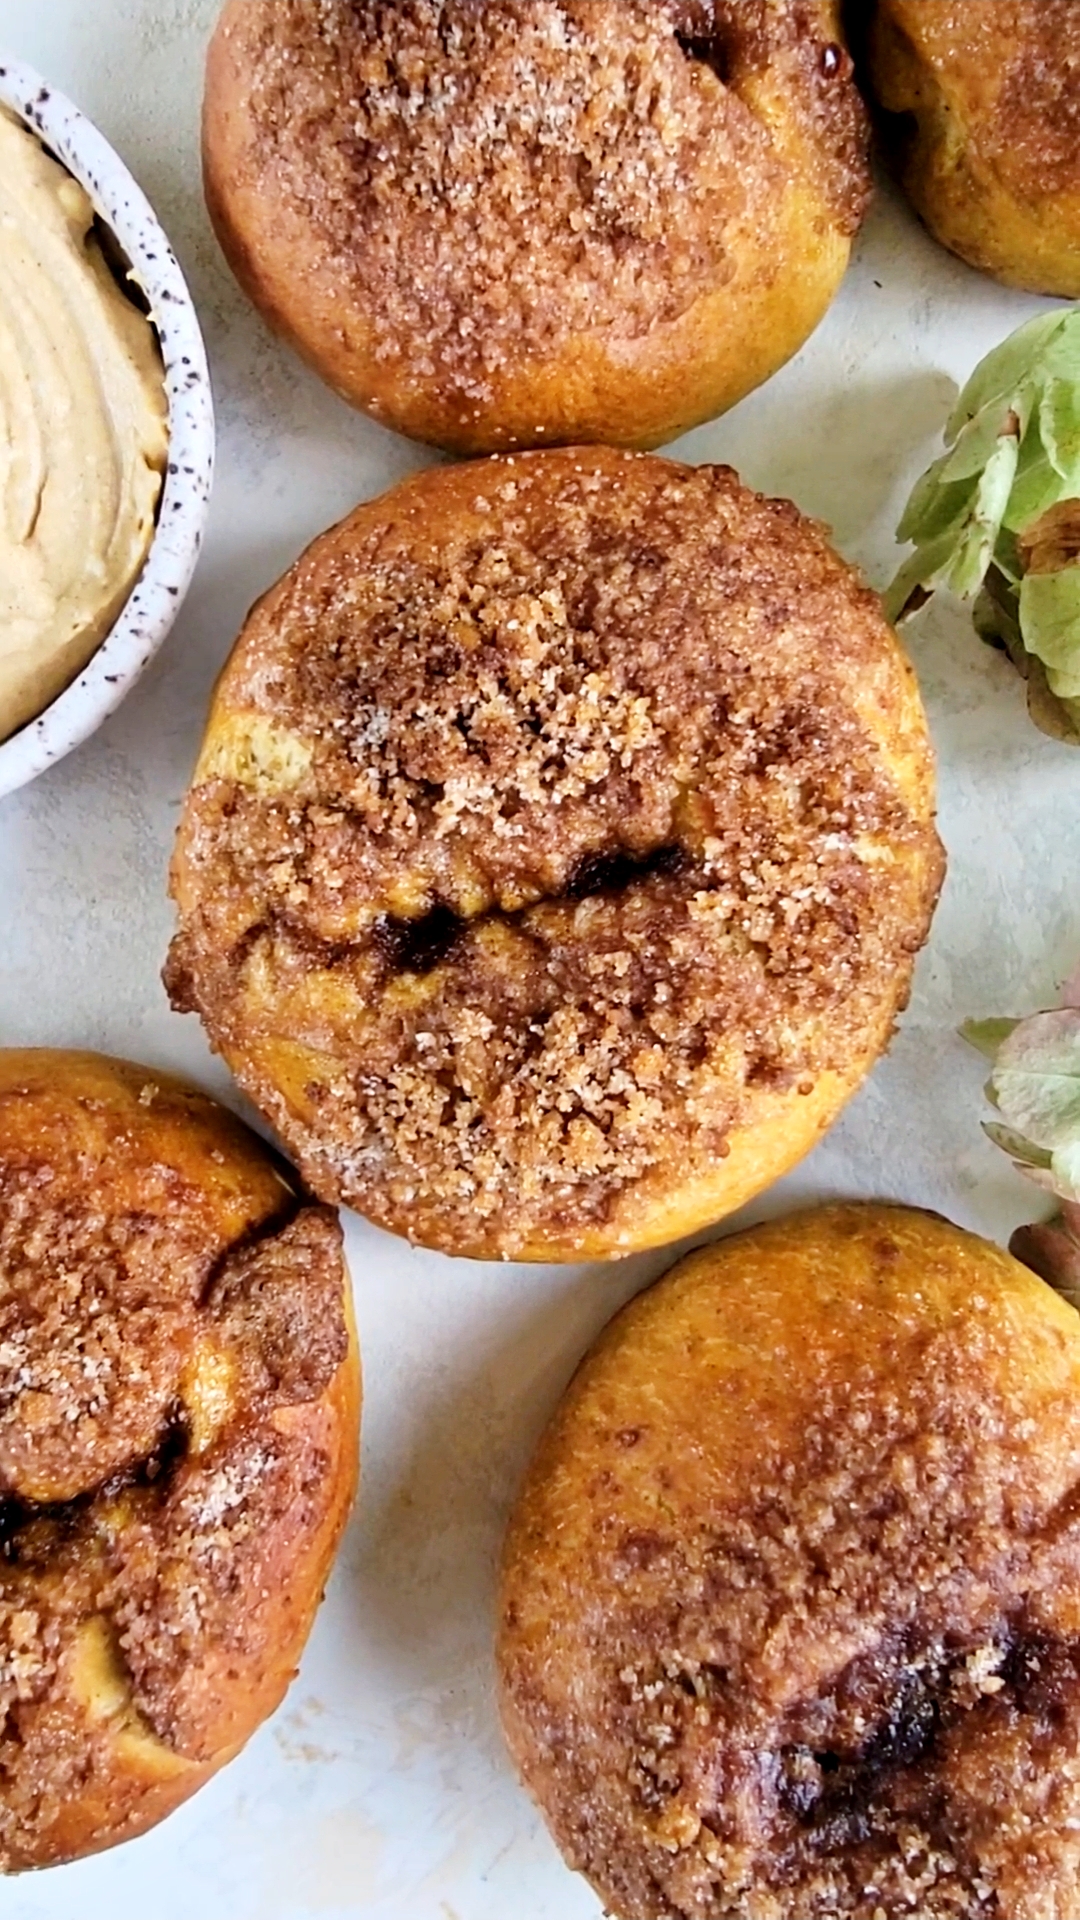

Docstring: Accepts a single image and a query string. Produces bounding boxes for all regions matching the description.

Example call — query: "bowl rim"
[0,53,215,802]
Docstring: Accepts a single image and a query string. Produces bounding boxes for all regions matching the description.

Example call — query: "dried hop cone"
[888,309,1080,744]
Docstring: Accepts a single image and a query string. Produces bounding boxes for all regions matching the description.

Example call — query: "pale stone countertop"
[0,5,1077,1917]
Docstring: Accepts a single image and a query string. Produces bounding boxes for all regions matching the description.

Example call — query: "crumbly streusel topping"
[0,1154,217,1505]
[0,1086,348,1866]
[233,0,868,400]
[168,451,943,1255]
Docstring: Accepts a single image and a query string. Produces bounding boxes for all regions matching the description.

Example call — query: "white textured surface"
[0,4,1078,1917]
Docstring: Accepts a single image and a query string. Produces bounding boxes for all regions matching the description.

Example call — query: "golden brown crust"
[0,1050,360,1871]
[166,448,943,1262]
[867,0,1080,296]
[498,1203,1080,1919]
[203,0,870,454]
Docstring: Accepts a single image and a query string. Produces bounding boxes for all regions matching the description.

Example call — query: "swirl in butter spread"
[0,107,168,742]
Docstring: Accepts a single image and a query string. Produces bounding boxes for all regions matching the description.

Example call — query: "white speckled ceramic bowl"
[0,55,214,802]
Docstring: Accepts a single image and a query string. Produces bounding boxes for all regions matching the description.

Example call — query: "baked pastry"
[165,447,943,1263]
[202,0,870,455]
[498,1203,1080,1919]
[866,0,1080,296]
[0,1049,359,1870]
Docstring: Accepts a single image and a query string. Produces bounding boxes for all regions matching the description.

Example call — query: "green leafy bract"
[990,1011,1080,1200]
[1020,569,1080,700]
[965,988,1080,1305]
[946,311,1072,431]
[959,1016,1021,1060]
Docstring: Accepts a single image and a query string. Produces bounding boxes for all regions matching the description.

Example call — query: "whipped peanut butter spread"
[0,107,167,742]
